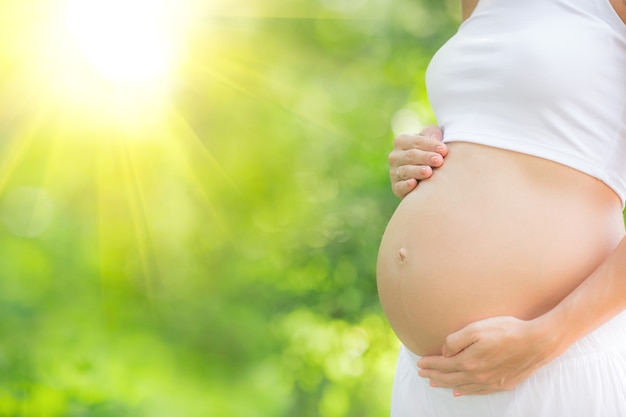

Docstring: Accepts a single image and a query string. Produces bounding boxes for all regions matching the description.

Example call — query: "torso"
[381,0,626,356]
[377,143,625,356]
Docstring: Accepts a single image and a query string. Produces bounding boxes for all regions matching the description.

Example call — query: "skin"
[615,0,626,24]
[387,0,626,397]
[388,126,447,198]
[388,1,477,198]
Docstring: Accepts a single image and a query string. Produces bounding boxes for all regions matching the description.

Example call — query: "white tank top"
[426,0,626,207]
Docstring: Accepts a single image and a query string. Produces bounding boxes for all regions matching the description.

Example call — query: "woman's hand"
[389,125,447,199]
[416,316,562,396]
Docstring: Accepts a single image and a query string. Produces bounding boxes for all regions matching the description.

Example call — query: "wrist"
[526,312,572,363]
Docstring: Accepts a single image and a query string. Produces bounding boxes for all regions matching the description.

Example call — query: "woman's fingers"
[417,317,548,395]
[419,125,444,142]
[441,323,482,357]
[390,148,445,168]
[388,126,446,199]
[390,165,434,198]
[392,179,419,198]
[393,133,447,156]
[393,164,434,182]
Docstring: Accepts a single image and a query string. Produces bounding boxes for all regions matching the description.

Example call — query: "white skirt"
[391,310,626,417]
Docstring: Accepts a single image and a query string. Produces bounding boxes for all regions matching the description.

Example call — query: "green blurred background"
[0,0,459,415]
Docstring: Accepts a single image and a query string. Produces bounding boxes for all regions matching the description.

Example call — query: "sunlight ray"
[0,106,49,196]
[167,106,240,194]
[161,109,236,239]
[95,136,161,310]
[96,138,127,318]
[188,60,339,136]
[119,139,162,299]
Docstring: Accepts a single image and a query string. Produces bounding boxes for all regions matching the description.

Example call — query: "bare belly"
[377,142,625,356]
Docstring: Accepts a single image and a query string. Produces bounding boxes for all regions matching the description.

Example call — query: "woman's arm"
[462,0,479,21]
[417,232,626,396]
[609,0,626,24]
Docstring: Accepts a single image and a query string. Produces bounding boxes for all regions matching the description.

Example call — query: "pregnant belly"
[377,142,625,356]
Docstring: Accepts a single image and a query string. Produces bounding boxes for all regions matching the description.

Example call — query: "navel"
[398,247,407,263]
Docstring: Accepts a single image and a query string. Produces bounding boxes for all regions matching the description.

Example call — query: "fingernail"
[420,167,429,175]
[430,155,441,164]
[430,381,439,388]
[436,145,446,153]
[453,391,462,397]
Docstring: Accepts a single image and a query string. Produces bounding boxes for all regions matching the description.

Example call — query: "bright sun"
[10,0,194,130]
[63,0,182,86]
[63,0,178,85]
[3,0,191,131]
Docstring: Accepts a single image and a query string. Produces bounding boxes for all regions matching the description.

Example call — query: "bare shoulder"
[461,0,479,21]
[609,0,626,24]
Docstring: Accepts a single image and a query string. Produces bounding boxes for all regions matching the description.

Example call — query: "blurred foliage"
[0,0,459,416]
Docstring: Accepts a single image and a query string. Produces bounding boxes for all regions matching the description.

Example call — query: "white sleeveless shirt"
[426,0,626,207]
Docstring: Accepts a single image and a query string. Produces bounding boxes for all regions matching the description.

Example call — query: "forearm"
[534,233,626,356]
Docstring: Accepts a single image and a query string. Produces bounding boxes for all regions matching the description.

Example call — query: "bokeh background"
[0,0,459,415]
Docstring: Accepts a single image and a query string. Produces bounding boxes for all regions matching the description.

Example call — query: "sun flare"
[63,0,178,85]
[3,0,194,131]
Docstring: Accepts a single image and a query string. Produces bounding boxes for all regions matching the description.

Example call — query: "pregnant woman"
[376,0,626,415]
